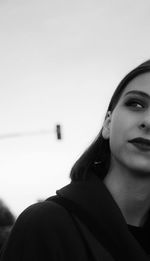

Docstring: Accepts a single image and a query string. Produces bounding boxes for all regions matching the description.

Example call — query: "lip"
[128,138,150,151]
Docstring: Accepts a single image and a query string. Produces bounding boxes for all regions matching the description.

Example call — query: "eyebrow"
[124,90,150,99]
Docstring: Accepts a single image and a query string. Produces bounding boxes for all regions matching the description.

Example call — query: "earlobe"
[102,126,110,139]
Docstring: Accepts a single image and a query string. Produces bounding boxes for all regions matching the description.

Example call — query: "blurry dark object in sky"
[56,124,62,140]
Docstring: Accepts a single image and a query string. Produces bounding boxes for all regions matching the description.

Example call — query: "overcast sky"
[0,0,150,216]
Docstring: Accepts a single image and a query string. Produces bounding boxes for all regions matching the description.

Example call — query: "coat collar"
[57,173,150,261]
[57,174,127,231]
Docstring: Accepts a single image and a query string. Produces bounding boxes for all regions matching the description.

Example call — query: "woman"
[1,60,150,261]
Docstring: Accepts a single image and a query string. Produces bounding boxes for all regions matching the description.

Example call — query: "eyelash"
[125,99,147,110]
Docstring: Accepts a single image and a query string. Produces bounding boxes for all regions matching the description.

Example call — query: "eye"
[125,99,146,110]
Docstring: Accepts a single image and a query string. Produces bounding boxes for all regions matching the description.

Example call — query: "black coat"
[0,174,150,261]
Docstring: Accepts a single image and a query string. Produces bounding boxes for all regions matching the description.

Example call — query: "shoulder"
[15,199,72,234]
[0,200,92,261]
[0,200,83,260]
[2,199,76,252]
[19,199,67,219]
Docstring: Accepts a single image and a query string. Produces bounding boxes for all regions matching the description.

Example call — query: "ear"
[102,111,111,140]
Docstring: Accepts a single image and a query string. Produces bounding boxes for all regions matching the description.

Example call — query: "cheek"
[109,108,135,140]
[110,114,125,140]
[108,111,129,154]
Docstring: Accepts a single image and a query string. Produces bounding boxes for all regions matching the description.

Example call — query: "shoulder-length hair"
[70,60,150,181]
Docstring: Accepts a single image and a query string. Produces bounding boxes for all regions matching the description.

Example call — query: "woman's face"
[103,72,150,175]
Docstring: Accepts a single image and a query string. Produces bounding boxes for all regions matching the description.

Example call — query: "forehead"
[121,72,150,97]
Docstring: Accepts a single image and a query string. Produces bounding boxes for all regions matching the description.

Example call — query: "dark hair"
[70,60,150,181]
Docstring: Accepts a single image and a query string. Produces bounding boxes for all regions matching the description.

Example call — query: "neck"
[103,165,150,227]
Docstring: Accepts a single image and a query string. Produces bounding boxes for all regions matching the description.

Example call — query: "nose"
[139,112,150,132]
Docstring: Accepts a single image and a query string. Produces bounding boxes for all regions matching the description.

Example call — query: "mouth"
[128,138,150,151]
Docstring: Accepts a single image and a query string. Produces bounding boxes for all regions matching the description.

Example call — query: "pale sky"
[0,0,150,216]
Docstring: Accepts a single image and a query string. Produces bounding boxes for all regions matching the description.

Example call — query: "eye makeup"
[122,92,150,111]
[124,98,146,110]
[122,90,150,111]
